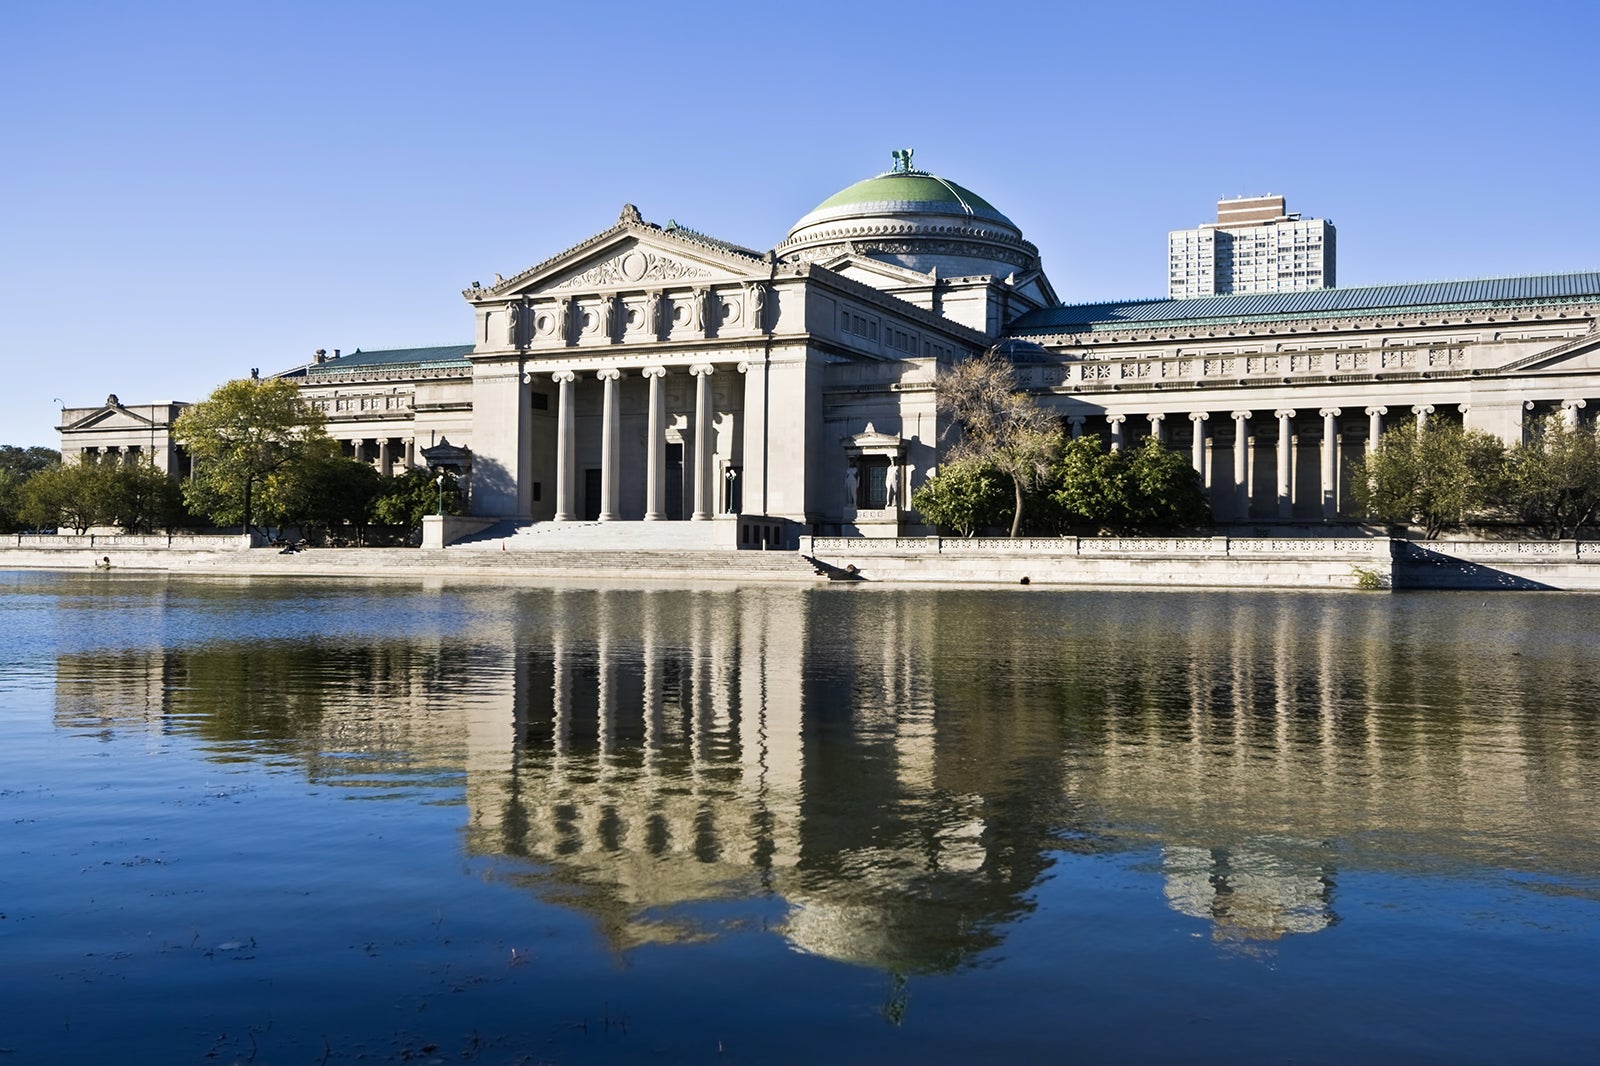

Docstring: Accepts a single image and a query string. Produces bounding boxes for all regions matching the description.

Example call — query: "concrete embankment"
[799,535,1600,591]
[6,534,1600,590]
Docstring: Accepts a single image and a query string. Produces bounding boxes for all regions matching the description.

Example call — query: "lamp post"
[435,473,445,517]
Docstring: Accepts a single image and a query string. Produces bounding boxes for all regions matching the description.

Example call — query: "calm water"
[2,571,1598,1064]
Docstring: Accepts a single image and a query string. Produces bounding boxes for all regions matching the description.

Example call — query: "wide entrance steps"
[452,520,730,553]
[436,548,819,577]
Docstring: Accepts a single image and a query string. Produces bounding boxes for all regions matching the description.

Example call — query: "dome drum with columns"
[58,152,1600,543]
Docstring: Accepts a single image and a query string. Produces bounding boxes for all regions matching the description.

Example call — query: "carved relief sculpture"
[506,300,522,348]
[747,282,767,332]
[555,296,573,345]
[645,290,662,337]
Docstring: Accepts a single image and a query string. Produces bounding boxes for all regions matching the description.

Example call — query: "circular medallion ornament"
[620,251,648,282]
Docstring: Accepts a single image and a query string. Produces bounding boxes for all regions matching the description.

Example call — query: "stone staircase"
[452,520,728,553]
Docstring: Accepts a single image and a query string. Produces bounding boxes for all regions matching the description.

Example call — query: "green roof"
[300,344,474,375]
[795,170,1016,231]
[1009,272,1600,334]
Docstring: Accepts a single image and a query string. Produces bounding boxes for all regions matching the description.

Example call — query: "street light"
[435,473,445,516]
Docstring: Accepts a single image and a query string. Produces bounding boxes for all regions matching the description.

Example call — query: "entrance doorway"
[666,443,684,520]
[582,468,601,521]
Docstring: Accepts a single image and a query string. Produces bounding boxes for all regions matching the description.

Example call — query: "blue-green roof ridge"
[1009,272,1600,334]
[300,344,474,375]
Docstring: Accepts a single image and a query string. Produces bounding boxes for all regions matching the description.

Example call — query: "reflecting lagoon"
[3,571,1598,1063]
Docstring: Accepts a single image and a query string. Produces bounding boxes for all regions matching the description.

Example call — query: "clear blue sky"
[4,0,1597,447]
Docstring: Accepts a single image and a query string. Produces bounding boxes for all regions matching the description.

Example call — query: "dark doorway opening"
[583,468,602,521]
[666,443,684,520]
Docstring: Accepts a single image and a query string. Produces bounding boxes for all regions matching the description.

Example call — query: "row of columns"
[551,363,725,523]
[1069,403,1456,520]
[348,436,415,477]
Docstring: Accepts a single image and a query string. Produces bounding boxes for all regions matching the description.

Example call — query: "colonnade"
[345,436,414,478]
[1064,401,1495,520]
[549,361,736,522]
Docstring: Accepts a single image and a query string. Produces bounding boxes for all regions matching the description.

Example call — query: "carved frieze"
[554,249,713,290]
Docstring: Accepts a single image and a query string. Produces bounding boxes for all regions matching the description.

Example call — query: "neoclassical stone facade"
[58,155,1600,537]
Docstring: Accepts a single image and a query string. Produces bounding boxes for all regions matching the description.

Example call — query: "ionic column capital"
[1231,410,1253,421]
[641,365,667,380]
[1189,411,1210,423]
[690,363,715,377]
[1147,412,1166,425]
[552,370,576,384]
[1563,398,1589,410]
[1274,408,1297,420]
[1364,405,1388,417]
[1106,413,1127,425]
[1319,407,1342,418]
[596,367,622,382]
[1411,404,1435,416]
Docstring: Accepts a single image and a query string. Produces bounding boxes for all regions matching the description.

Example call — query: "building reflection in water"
[52,585,1600,969]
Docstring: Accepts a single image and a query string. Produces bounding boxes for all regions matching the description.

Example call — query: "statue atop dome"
[890,147,915,174]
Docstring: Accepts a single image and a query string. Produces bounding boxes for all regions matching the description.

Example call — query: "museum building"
[58,154,1600,539]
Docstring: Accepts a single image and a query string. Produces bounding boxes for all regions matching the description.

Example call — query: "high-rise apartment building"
[1168,196,1335,298]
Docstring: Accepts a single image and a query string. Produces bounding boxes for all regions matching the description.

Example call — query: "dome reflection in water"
[18,574,1600,1062]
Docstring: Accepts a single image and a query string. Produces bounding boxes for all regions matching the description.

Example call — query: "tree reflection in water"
[51,582,1600,972]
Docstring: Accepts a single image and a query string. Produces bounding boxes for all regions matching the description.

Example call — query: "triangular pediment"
[66,407,155,432]
[465,210,768,303]
[821,253,936,289]
[1494,328,1600,374]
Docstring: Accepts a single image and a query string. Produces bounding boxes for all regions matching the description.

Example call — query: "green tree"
[103,460,186,533]
[1124,436,1211,532]
[17,461,115,534]
[909,457,1011,537]
[934,351,1063,537]
[1506,415,1600,538]
[1049,436,1210,534]
[173,378,330,533]
[1350,423,1507,539]
[0,446,60,532]
[371,468,462,532]
[1051,436,1133,531]
[261,446,383,544]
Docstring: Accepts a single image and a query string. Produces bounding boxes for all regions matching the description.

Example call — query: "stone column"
[1413,403,1434,433]
[1147,412,1166,446]
[1320,407,1341,519]
[691,364,714,521]
[1067,415,1086,439]
[1232,411,1252,518]
[1365,406,1387,455]
[1562,399,1588,428]
[378,438,392,478]
[403,437,415,471]
[643,367,667,521]
[597,368,621,522]
[1108,413,1127,452]
[1275,410,1295,519]
[1189,412,1209,483]
[553,370,576,521]
[352,438,367,463]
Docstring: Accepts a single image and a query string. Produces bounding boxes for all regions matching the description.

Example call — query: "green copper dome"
[804,171,1014,227]
[778,152,1038,280]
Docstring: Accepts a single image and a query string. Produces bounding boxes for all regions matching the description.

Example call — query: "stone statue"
[844,463,859,508]
[886,461,899,508]
[645,291,661,335]
[506,300,522,346]
[748,282,767,331]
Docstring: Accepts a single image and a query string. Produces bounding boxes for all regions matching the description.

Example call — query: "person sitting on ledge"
[93,556,112,569]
